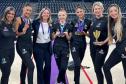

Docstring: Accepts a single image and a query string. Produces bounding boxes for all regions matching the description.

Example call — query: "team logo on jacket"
[75,23,78,27]
[3,27,9,31]
[98,49,104,54]
[121,54,126,59]
[72,47,76,52]
[1,58,7,64]
[91,22,93,26]
[96,23,101,28]
[84,25,87,29]
[22,49,27,54]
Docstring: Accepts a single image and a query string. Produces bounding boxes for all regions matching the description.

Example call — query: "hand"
[22,24,29,34]
[64,32,69,36]
[75,31,85,35]
[93,41,105,46]
[22,28,26,34]
[55,31,60,36]
[24,24,29,29]
[80,31,86,35]
[64,31,70,40]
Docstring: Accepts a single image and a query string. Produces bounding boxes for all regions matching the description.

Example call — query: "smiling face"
[58,11,67,22]
[41,9,50,21]
[23,6,32,18]
[6,10,15,22]
[93,5,103,17]
[75,8,85,19]
[109,6,119,20]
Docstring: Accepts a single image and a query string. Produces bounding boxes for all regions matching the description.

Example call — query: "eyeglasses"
[7,12,15,15]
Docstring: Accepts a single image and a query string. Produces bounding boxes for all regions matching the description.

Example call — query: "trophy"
[93,30,101,42]
[75,26,83,35]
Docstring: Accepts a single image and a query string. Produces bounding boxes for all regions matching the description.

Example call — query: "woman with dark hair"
[0,6,16,84]
[15,3,34,84]
[70,5,91,84]
[32,7,52,84]
[103,4,126,84]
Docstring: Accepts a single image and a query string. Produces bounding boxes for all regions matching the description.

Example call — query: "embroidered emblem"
[121,54,126,59]
[22,49,27,54]
[99,49,104,54]
[3,27,9,31]
[1,58,7,64]
[96,23,101,28]
[72,47,76,52]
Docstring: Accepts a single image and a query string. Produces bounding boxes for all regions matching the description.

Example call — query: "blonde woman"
[32,7,52,84]
[51,8,71,84]
[89,2,109,84]
[103,4,126,84]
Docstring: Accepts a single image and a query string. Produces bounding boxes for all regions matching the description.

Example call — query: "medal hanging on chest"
[41,23,50,40]
[59,23,66,37]
[75,20,84,35]
[22,16,30,24]
[60,24,64,33]
[77,21,84,32]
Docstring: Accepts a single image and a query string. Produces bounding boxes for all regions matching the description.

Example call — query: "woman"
[32,7,52,84]
[89,2,109,84]
[15,3,34,84]
[0,6,16,84]
[103,4,126,84]
[70,5,91,84]
[52,8,71,84]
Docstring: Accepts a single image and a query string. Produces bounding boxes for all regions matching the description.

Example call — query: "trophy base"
[93,41,99,45]
[75,31,82,35]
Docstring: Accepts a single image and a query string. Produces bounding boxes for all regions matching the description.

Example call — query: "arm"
[64,32,71,41]
[51,24,60,40]
[94,36,112,46]
[15,17,29,36]
[84,19,91,37]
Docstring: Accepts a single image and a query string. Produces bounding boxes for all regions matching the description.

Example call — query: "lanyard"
[60,24,64,33]
[77,20,84,32]
[21,16,30,24]
[60,23,66,33]
[40,22,50,34]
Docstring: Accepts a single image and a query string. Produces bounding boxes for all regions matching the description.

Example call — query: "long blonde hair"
[38,7,52,25]
[108,4,122,43]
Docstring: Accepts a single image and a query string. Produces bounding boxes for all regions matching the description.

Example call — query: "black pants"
[0,48,15,84]
[16,43,34,84]
[33,42,51,84]
[53,45,69,84]
[70,41,86,84]
[103,44,126,84]
[90,44,109,84]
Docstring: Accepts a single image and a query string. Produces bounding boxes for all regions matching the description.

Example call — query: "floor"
[0,43,125,84]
